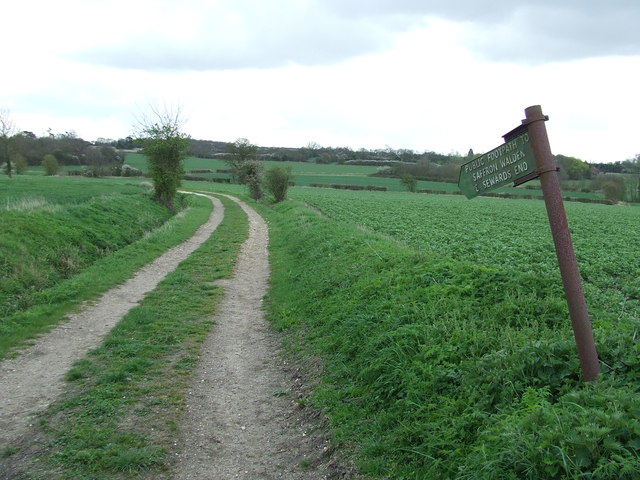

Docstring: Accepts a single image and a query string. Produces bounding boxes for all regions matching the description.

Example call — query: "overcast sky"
[3,0,639,163]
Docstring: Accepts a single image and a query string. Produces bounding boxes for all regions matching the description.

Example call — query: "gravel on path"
[172,194,351,480]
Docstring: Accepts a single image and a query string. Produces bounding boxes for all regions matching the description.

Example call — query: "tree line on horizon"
[1,110,638,201]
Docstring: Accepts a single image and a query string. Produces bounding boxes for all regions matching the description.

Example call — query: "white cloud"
[64,0,420,71]
[51,0,640,71]
[461,3,640,63]
[2,1,639,163]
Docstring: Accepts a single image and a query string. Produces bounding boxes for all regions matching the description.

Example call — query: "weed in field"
[3,197,61,212]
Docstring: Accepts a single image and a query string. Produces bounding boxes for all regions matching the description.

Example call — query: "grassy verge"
[0,192,212,359]
[17,195,247,479]
[1,194,172,316]
[0,175,149,204]
[263,200,640,479]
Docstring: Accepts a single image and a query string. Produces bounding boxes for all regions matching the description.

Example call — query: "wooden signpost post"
[458,105,600,381]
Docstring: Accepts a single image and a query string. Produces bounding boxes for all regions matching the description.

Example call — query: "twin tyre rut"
[0,194,340,479]
[0,194,224,451]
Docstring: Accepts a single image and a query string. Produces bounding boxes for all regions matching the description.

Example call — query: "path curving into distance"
[172,194,339,480]
[1,192,353,479]
[0,193,224,450]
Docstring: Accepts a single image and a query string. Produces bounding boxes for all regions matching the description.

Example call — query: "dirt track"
[172,194,341,479]
[0,194,224,453]
[0,193,354,479]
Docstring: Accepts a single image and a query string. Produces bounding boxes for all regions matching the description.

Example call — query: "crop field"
[290,189,640,299]
[287,189,640,359]
[0,175,148,205]
[124,152,379,176]
[266,188,640,478]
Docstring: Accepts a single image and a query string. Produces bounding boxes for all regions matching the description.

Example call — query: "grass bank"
[0,177,213,358]
[0,175,148,204]
[263,200,640,479]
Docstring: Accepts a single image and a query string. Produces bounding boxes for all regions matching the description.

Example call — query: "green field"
[290,188,638,287]
[125,152,379,175]
[265,188,640,478]
[124,152,608,200]
[0,174,148,205]
[2,173,638,478]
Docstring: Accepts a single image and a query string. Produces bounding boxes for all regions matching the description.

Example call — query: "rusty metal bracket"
[513,171,540,186]
[522,114,550,125]
[503,114,548,142]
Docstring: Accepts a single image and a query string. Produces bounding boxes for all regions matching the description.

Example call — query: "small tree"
[265,165,292,202]
[226,138,258,182]
[42,154,59,175]
[136,107,189,212]
[237,159,264,200]
[603,181,625,204]
[400,173,417,192]
[0,110,17,178]
[225,138,265,199]
[12,153,27,174]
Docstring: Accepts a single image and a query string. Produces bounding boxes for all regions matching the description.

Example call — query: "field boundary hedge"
[309,183,387,191]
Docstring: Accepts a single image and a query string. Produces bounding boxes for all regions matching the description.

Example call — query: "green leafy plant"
[265,165,292,202]
[237,159,264,200]
[41,154,59,176]
[137,107,189,211]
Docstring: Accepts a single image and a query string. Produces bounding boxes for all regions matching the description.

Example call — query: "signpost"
[458,130,537,199]
[459,105,600,381]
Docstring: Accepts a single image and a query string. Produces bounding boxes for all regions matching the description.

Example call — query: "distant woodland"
[1,125,638,201]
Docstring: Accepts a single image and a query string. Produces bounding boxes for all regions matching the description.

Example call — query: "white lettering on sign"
[458,132,536,199]
[514,161,529,176]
